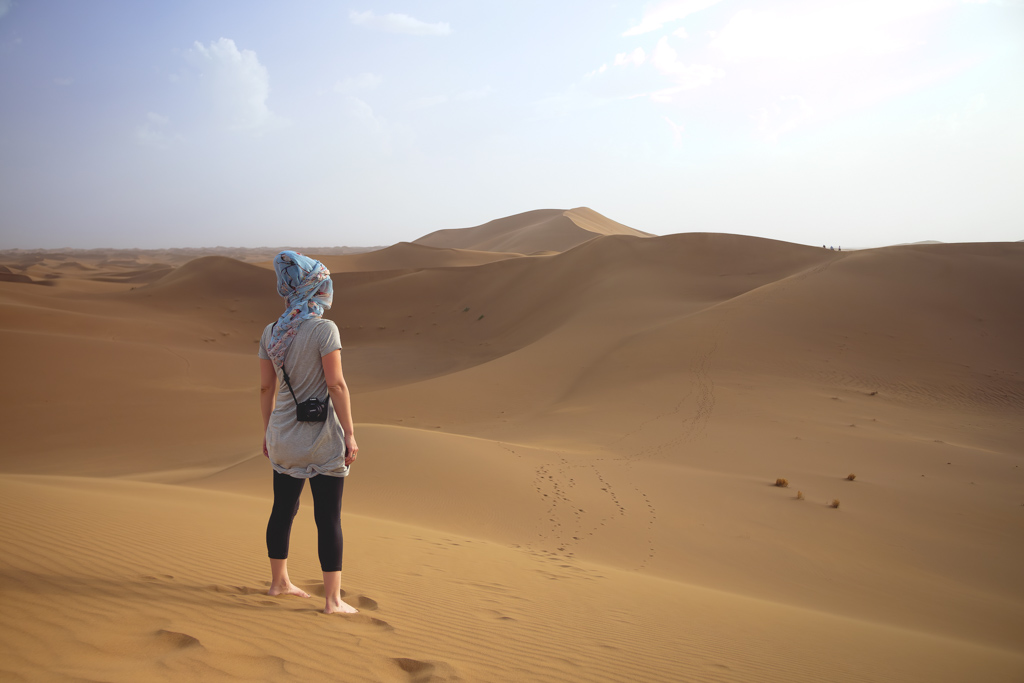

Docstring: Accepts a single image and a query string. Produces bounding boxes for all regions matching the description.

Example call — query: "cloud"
[334,72,382,93]
[711,1,956,63]
[586,48,644,80]
[624,0,725,36]
[343,96,392,153]
[349,10,451,36]
[614,47,647,67]
[186,37,282,133]
[648,36,724,99]
[754,96,815,142]
[135,112,179,149]
[0,0,12,21]
[581,36,718,104]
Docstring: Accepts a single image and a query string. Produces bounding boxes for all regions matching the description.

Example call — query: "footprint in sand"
[354,595,379,611]
[207,584,262,595]
[480,608,517,622]
[297,582,337,598]
[391,657,459,682]
[331,613,394,632]
[153,629,202,650]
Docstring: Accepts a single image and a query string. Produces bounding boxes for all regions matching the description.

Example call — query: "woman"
[258,250,359,615]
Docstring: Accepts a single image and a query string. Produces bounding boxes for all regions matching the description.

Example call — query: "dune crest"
[413,207,649,254]
[315,241,523,273]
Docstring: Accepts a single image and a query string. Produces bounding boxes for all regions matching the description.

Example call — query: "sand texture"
[1,214,1023,682]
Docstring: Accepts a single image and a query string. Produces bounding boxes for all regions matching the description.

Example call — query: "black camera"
[296,396,330,422]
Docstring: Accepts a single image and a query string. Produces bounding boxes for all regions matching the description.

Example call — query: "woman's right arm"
[259,358,278,456]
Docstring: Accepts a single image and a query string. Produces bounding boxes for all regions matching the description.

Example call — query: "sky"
[1,0,1022,249]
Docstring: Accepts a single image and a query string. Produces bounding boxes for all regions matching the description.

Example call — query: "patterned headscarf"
[267,251,333,369]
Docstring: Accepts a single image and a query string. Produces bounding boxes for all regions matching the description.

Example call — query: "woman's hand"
[263,438,269,458]
[344,434,358,466]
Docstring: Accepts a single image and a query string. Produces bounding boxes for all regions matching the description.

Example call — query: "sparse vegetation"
[463,307,470,312]
[796,491,804,500]
[477,314,485,320]
[829,499,841,508]
[846,473,856,481]
[774,478,789,488]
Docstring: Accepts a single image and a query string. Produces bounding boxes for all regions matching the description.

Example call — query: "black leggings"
[266,471,345,572]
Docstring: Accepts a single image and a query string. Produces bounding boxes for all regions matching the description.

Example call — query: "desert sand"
[1,207,1022,682]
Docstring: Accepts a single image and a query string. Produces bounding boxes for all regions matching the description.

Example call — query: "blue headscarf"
[267,250,333,369]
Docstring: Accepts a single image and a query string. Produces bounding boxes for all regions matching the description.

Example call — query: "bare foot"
[324,596,358,614]
[268,582,310,598]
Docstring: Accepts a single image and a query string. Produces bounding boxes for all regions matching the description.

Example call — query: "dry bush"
[775,478,789,488]
[829,499,841,508]
[846,473,856,481]
[796,490,804,500]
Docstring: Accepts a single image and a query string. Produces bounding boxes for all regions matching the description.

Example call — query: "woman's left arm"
[322,350,358,465]
[259,358,278,457]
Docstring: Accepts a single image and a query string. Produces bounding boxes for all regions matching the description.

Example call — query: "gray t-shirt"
[258,318,349,478]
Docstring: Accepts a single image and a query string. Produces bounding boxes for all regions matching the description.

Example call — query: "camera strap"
[280,365,304,408]
[270,322,329,413]
[271,322,305,410]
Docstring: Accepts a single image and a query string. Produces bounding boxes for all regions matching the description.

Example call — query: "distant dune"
[141,255,274,299]
[413,207,651,254]
[0,271,37,284]
[314,241,523,273]
[0,245,382,267]
[1,215,1023,682]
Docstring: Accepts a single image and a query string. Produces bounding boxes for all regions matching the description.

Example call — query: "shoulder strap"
[271,322,302,408]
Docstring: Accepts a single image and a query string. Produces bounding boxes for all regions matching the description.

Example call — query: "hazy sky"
[1,0,1022,249]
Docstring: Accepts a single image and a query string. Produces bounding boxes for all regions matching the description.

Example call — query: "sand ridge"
[1,224,1023,681]
[413,207,651,254]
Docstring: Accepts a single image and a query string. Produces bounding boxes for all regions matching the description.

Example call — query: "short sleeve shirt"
[259,318,348,477]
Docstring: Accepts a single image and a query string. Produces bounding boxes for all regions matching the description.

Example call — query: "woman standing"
[258,251,359,614]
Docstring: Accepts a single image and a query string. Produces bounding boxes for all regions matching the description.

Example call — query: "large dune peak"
[413,207,650,254]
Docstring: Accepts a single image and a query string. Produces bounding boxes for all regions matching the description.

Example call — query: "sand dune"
[314,241,523,273]
[139,255,278,302]
[413,207,651,254]
[0,270,37,285]
[90,263,174,284]
[3,474,1022,682]
[1,227,1023,681]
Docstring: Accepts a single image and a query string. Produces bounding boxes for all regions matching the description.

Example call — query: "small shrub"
[846,473,856,481]
[463,307,470,312]
[829,499,840,508]
[775,478,789,488]
[477,314,485,320]
[796,490,804,500]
